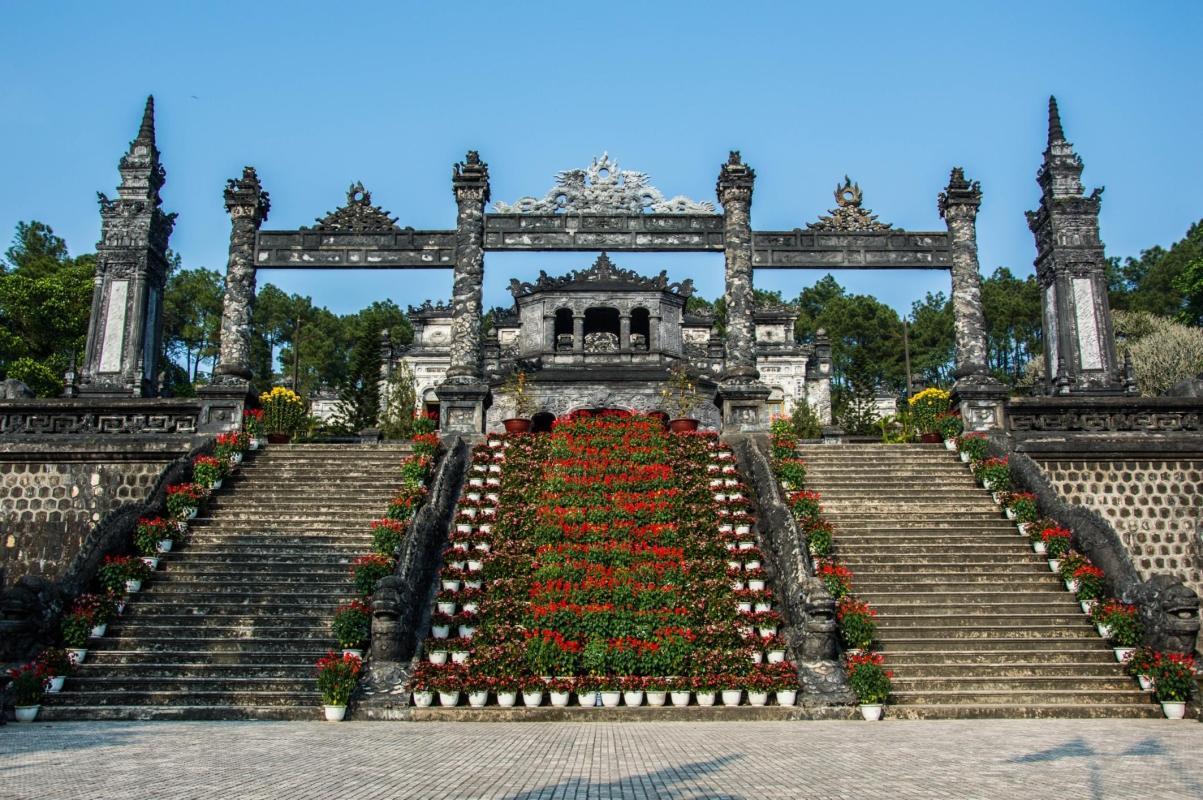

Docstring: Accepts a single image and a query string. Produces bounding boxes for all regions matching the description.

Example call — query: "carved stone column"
[79,96,175,397]
[213,167,269,386]
[715,151,769,431]
[939,167,1007,431]
[619,314,631,351]
[437,151,491,434]
[572,314,584,354]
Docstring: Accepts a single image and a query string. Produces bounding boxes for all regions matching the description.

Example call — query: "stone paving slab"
[2,719,1202,799]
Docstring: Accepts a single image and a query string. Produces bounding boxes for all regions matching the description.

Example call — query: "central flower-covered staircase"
[42,443,414,720]
[799,443,1159,719]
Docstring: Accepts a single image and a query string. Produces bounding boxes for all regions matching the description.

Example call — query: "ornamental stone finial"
[453,150,491,204]
[938,167,982,220]
[1048,95,1065,145]
[716,151,755,206]
[224,166,270,223]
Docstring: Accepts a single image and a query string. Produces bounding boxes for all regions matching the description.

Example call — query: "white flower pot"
[90,623,107,638]
[438,691,461,707]
[431,625,450,639]
[67,648,87,664]
[731,580,745,591]
[1032,541,1046,556]
[549,691,570,707]
[125,579,142,593]
[468,690,489,708]
[735,525,751,535]
[737,601,753,613]
[727,560,742,570]
[522,690,544,707]
[860,703,883,721]
[1067,579,1080,594]
[1113,647,1135,663]
[1048,559,1061,573]
[459,625,476,638]
[1005,508,1017,520]
[437,601,456,615]
[960,451,970,462]
[758,626,778,638]
[478,523,493,533]
[467,560,483,572]
[739,541,756,551]
[646,691,667,707]
[720,689,742,706]
[14,706,40,722]
[47,675,65,693]
[944,439,957,451]
[713,493,726,502]
[462,602,479,614]
[469,478,484,488]
[1161,701,1186,719]
[464,579,483,590]
[748,579,766,591]
[1096,623,1111,638]
[441,581,461,592]
[1017,523,1030,537]
[412,691,434,708]
[623,690,644,707]
[211,479,223,491]
[248,438,260,451]
[473,543,491,553]
[670,690,692,706]
[754,602,772,613]
[767,649,786,664]
[229,452,244,466]
[747,691,768,707]
[719,523,733,533]
[745,559,762,571]
[342,648,362,659]
[495,691,517,708]
[456,523,473,533]
[450,651,469,665]
[186,506,199,520]
[600,691,621,708]
[427,650,448,665]
[1081,600,1096,615]
[776,689,797,706]
[695,691,716,707]
[157,539,174,553]
[1138,675,1154,691]
[324,705,347,721]
[140,557,159,570]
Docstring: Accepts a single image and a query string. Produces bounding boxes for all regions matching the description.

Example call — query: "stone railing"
[362,437,467,710]
[1008,396,1202,438]
[0,438,214,663]
[733,433,854,710]
[0,395,245,439]
[986,432,1200,655]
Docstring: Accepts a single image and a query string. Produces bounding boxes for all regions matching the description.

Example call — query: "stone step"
[828,534,1026,545]
[36,704,320,721]
[189,512,385,522]
[839,561,1047,573]
[164,558,359,571]
[875,636,1106,652]
[876,626,1101,642]
[871,601,1084,615]
[853,577,1066,591]
[889,675,1137,692]
[889,689,1153,706]
[73,662,316,679]
[155,569,354,584]
[874,612,1093,628]
[124,606,341,622]
[64,676,321,693]
[180,543,375,556]
[132,581,356,595]
[832,522,1020,532]
[834,544,1039,555]
[75,637,339,654]
[104,620,336,637]
[44,688,320,707]
[883,703,1162,720]
[87,650,329,666]
[882,648,1118,665]
[887,663,1134,679]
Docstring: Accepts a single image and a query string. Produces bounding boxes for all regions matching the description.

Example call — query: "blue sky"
[2,1,1200,318]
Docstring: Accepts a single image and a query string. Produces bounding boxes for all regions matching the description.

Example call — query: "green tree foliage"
[162,267,223,383]
[1114,311,1203,396]
[1172,255,1203,327]
[980,267,1042,381]
[906,291,955,388]
[0,221,94,395]
[1110,220,1203,318]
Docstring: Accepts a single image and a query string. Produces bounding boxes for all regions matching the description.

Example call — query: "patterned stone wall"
[1036,457,1203,596]
[0,455,175,583]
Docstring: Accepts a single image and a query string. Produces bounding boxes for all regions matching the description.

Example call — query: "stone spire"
[1026,97,1122,394]
[79,96,176,396]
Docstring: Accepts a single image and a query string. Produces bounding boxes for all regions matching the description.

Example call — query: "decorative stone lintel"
[436,381,490,435]
[952,380,1008,432]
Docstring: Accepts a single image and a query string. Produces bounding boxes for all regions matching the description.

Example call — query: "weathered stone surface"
[446,152,489,384]
[214,167,269,384]
[939,167,990,381]
[716,152,757,384]
[79,96,176,397]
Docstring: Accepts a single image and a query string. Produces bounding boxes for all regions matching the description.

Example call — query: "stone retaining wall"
[0,439,192,584]
[1035,457,1203,598]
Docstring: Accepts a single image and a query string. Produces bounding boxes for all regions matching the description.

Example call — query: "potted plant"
[667,676,692,707]
[546,677,572,708]
[936,412,963,449]
[774,458,807,492]
[259,386,307,443]
[817,562,853,600]
[955,432,988,464]
[1007,492,1039,533]
[332,600,372,657]
[719,678,743,707]
[847,652,891,720]
[692,675,718,707]
[1073,564,1105,606]
[166,482,208,520]
[6,663,48,722]
[35,648,74,693]
[1041,526,1072,564]
[61,607,93,663]
[643,676,668,707]
[501,370,536,433]
[494,676,520,708]
[977,456,1011,492]
[242,408,265,449]
[1124,646,1159,691]
[620,675,645,708]
[214,431,249,468]
[71,593,117,638]
[315,650,361,720]
[191,455,226,491]
[351,554,395,597]
[408,663,436,708]
[660,363,701,432]
[99,554,152,594]
[1151,653,1196,719]
[804,520,834,558]
[520,675,545,708]
[1102,602,1143,661]
[838,598,877,653]
[464,673,490,708]
[767,662,798,707]
[907,387,951,443]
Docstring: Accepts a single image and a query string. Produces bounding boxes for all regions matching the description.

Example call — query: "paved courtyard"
[2,719,1202,799]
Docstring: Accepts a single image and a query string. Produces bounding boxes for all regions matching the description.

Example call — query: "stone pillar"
[650,315,662,352]
[437,152,491,434]
[79,96,176,397]
[715,151,769,431]
[1026,97,1124,395]
[212,167,270,387]
[543,314,555,353]
[939,167,1007,431]
[572,315,584,354]
[619,314,631,351]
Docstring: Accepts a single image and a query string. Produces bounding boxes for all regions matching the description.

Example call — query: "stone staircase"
[42,443,413,721]
[799,443,1159,719]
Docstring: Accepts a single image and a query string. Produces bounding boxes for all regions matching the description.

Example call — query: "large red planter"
[502,418,532,434]
[668,418,700,433]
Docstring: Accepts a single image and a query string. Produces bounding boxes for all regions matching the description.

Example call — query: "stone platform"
[2,719,1201,799]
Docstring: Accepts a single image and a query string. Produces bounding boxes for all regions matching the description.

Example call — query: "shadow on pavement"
[503,754,744,800]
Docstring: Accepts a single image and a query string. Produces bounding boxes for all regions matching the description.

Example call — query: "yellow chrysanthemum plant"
[258,386,308,438]
[907,387,951,435]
